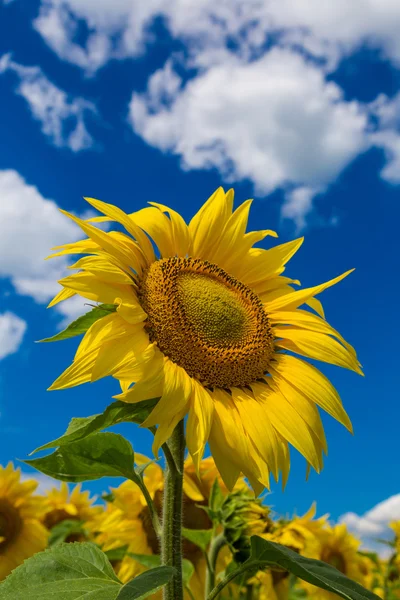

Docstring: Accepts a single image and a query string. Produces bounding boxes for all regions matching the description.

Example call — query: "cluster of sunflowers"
[2,458,398,600]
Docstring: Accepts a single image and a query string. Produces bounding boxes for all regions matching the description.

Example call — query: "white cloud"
[33,0,400,74]
[0,169,82,305]
[0,312,27,360]
[339,495,400,558]
[281,187,321,233]
[0,54,96,151]
[129,50,368,195]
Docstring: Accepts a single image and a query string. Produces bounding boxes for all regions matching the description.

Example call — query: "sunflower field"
[0,189,387,599]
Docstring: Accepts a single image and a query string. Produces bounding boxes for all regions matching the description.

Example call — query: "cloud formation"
[340,494,400,558]
[0,54,96,151]
[0,169,88,320]
[0,312,27,360]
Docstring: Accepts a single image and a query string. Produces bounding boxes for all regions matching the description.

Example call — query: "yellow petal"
[268,371,327,454]
[274,327,362,374]
[114,351,165,403]
[47,286,76,308]
[130,206,175,258]
[237,238,304,285]
[271,354,353,432]
[148,202,190,257]
[83,197,155,266]
[210,199,252,266]
[91,326,151,382]
[68,255,134,285]
[47,237,100,259]
[251,382,322,472]
[264,269,354,312]
[186,380,214,472]
[59,209,144,273]
[59,271,137,306]
[189,187,233,259]
[152,405,188,458]
[306,296,325,319]
[141,359,192,430]
[75,312,127,360]
[115,298,147,325]
[270,309,358,359]
[231,387,279,482]
[208,389,267,491]
[48,348,99,390]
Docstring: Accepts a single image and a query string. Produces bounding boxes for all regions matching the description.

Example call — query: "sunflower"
[299,523,367,599]
[267,503,327,559]
[0,464,48,580]
[42,482,101,531]
[47,187,361,493]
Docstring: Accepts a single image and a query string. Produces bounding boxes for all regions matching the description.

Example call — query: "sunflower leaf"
[0,542,121,599]
[38,304,117,343]
[182,527,213,552]
[31,398,159,454]
[24,432,135,482]
[245,537,381,600]
[48,519,87,546]
[115,567,176,600]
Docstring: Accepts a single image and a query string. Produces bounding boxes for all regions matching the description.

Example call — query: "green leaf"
[127,553,161,569]
[126,554,193,587]
[209,479,224,513]
[32,398,159,454]
[48,519,87,546]
[182,560,195,586]
[115,567,175,600]
[0,542,121,600]
[182,527,213,552]
[105,546,129,562]
[248,537,382,600]
[38,304,116,343]
[25,432,135,482]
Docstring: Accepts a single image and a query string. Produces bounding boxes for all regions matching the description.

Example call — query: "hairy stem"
[162,420,185,600]
[136,477,162,540]
[205,533,227,598]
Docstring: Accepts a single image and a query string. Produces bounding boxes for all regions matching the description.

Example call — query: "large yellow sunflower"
[47,187,361,493]
[0,464,48,580]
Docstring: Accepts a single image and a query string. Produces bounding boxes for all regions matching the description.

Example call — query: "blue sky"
[0,0,399,554]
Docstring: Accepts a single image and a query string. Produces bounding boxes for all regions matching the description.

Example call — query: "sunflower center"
[139,257,274,388]
[0,499,23,552]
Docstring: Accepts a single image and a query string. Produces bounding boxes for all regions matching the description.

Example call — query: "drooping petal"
[271,354,353,432]
[251,382,323,473]
[186,380,214,472]
[274,327,362,374]
[141,359,192,437]
[114,350,165,402]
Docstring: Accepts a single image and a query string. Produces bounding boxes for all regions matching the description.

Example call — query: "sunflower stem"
[162,420,185,600]
[205,533,227,598]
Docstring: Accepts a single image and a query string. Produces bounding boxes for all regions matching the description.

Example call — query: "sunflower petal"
[189,187,233,259]
[59,271,137,306]
[186,380,214,473]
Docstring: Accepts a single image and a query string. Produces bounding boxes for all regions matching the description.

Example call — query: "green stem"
[205,533,227,598]
[162,420,185,600]
[207,563,253,600]
[136,477,162,540]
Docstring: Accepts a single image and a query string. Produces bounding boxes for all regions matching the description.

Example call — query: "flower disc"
[139,257,274,388]
[0,500,22,551]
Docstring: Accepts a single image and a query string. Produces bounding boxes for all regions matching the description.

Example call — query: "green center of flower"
[139,257,274,388]
[0,499,22,552]
[177,272,249,344]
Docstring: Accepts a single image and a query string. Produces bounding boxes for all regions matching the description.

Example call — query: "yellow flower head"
[299,523,367,599]
[0,463,48,580]
[48,188,362,493]
[268,503,327,559]
[42,482,101,530]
